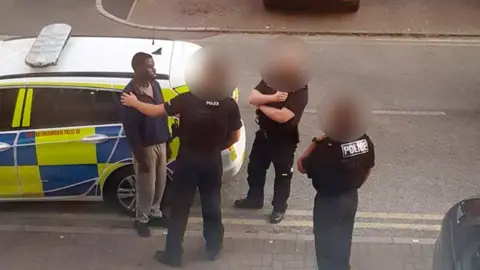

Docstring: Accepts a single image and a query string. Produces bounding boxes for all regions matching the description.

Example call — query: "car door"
[16,85,123,198]
[0,87,24,197]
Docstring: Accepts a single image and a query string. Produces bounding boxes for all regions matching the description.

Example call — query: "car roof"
[0,36,174,81]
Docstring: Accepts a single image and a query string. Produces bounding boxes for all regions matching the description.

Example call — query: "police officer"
[297,96,375,270]
[120,51,242,267]
[234,53,309,224]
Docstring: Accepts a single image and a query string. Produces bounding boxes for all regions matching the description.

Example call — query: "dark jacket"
[302,134,375,196]
[119,80,170,149]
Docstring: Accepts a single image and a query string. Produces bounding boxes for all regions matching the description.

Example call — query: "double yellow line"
[0,209,444,232]
[188,209,444,232]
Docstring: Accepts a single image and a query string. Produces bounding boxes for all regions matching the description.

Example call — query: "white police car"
[0,23,246,214]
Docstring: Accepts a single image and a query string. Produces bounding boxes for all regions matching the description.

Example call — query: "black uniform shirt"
[255,80,308,143]
[302,134,375,196]
[164,92,242,152]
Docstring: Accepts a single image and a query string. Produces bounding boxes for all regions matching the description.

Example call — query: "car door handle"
[0,142,11,152]
[81,134,108,144]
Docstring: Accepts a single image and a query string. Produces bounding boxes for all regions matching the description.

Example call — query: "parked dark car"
[263,0,360,12]
[433,195,480,270]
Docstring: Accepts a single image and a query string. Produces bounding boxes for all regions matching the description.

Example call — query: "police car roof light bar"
[25,23,72,68]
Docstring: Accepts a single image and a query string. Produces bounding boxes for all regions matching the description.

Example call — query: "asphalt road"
[1,0,480,240]
[120,0,480,35]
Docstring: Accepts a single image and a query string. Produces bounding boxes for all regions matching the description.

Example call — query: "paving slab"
[99,0,480,35]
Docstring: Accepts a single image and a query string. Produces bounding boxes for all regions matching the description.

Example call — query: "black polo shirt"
[255,80,308,143]
[302,134,375,196]
[164,92,242,152]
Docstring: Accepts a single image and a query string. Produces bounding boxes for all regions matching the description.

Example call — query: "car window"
[29,87,121,129]
[0,88,19,131]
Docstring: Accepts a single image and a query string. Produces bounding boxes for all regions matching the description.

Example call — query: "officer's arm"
[248,89,276,106]
[224,129,241,150]
[258,88,308,123]
[134,102,166,117]
[258,105,294,123]
[121,92,167,117]
[298,136,326,173]
[248,80,276,106]
[299,137,324,160]
[224,101,243,149]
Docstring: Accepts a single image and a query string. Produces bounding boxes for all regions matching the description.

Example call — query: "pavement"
[97,0,480,35]
[0,230,434,270]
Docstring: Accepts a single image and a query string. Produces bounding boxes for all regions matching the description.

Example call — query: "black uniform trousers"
[313,189,358,270]
[246,130,297,212]
[165,147,224,258]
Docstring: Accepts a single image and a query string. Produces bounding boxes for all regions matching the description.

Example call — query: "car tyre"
[103,165,173,216]
[103,165,136,216]
[339,0,360,13]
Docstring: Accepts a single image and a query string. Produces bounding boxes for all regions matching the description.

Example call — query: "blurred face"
[203,60,224,89]
[185,46,237,101]
[327,100,357,140]
[318,90,372,142]
[262,46,308,92]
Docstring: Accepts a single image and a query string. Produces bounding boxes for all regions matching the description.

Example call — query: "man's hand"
[297,158,306,174]
[272,91,288,102]
[248,89,287,106]
[121,93,139,107]
[166,143,172,160]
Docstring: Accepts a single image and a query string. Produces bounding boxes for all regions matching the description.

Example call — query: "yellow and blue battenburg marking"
[4,125,133,197]
[0,84,237,198]
[0,132,20,196]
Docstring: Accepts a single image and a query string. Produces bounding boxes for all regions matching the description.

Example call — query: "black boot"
[154,250,182,267]
[234,198,263,209]
[206,248,221,261]
[134,221,151,238]
[269,210,285,224]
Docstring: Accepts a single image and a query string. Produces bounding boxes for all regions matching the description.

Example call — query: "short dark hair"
[131,52,152,70]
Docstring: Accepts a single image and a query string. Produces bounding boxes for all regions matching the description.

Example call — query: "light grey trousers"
[133,143,167,223]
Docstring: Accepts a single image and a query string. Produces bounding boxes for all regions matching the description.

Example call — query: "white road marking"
[304,109,446,116]
[126,0,138,22]
[195,35,480,47]
[371,110,447,116]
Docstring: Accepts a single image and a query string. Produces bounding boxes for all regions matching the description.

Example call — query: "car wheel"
[103,165,136,216]
[339,0,360,12]
[103,165,173,216]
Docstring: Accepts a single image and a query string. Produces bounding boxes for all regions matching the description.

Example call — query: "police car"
[0,24,246,214]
